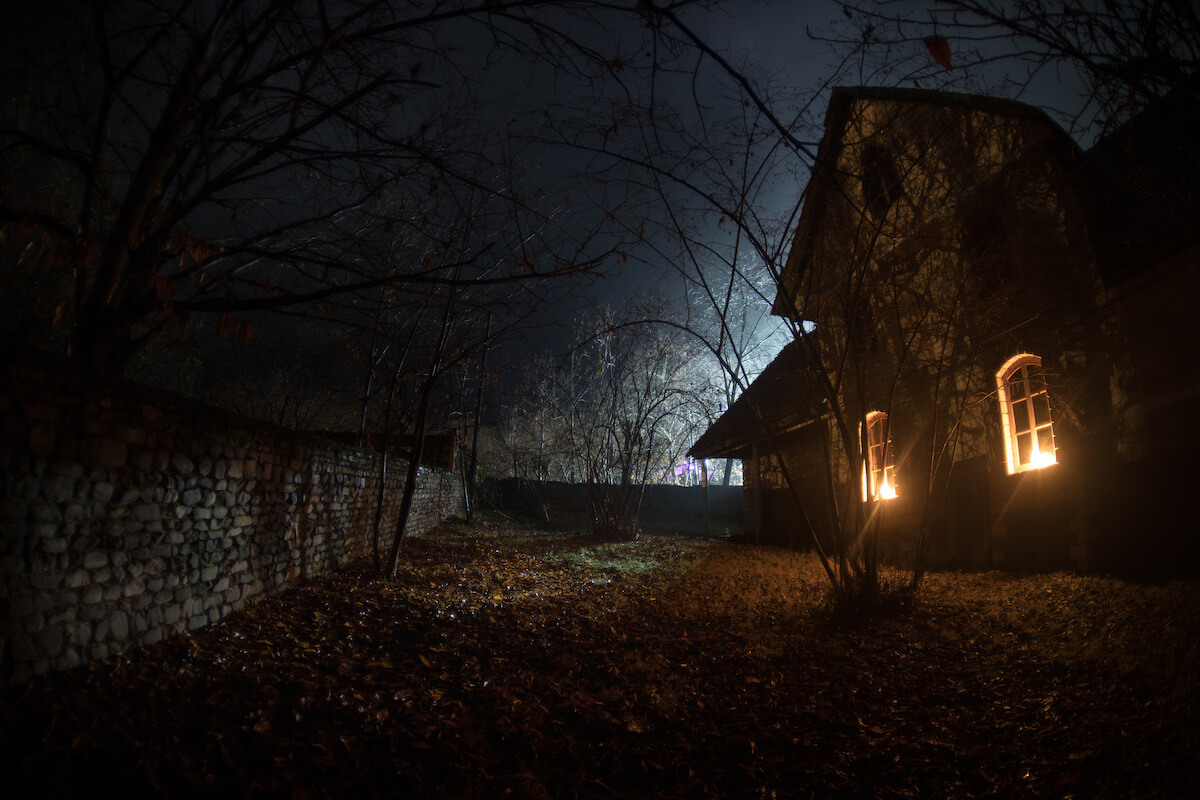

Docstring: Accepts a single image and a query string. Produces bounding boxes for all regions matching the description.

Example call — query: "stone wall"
[497,479,742,533]
[0,355,464,685]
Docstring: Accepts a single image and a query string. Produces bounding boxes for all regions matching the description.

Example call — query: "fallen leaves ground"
[3,516,1199,798]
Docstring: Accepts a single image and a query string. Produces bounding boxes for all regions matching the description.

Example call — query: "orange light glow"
[1030,440,1057,469]
[878,479,898,499]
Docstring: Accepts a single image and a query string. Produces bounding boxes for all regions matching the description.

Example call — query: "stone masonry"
[0,355,464,685]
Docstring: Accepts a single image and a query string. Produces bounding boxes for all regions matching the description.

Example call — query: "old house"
[690,86,1200,574]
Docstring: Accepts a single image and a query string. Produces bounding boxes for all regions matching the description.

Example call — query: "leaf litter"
[2,516,1198,798]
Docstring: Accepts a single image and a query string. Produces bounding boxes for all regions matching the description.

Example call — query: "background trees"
[491,305,720,538]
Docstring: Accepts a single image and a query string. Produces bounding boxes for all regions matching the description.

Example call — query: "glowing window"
[861,411,898,501]
[997,354,1058,474]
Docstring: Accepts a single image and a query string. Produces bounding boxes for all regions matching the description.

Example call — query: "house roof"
[772,86,1082,318]
[688,340,825,459]
[1082,91,1200,283]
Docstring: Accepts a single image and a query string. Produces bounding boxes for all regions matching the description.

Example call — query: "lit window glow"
[997,354,1058,475]
[861,411,899,501]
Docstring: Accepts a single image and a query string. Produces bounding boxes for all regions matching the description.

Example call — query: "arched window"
[997,354,1057,475]
[861,411,898,501]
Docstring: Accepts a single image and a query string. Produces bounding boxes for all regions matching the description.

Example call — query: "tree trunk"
[384,370,435,579]
[465,313,492,522]
[384,289,454,579]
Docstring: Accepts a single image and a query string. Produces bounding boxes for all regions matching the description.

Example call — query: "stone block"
[56,648,83,670]
[83,585,103,604]
[109,610,129,641]
[188,615,207,630]
[32,503,64,523]
[38,626,64,657]
[63,503,86,524]
[172,453,194,474]
[144,626,164,646]
[118,425,147,445]
[42,537,68,554]
[83,551,107,570]
[123,578,145,597]
[43,476,75,505]
[63,569,89,589]
[133,504,160,522]
[69,621,93,647]
[90,438,128,468]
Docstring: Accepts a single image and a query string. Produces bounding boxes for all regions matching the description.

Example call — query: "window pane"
[1033,394,1051,426]
[1037,427,1055,456]
[1010,376,1027,399]
[1028,368,1046,392]
[1017,432,1033,465]
[1012,399,1031,432]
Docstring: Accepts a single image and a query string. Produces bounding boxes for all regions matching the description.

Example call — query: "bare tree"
[503,305,719,537]
[828,1,1200,135]
[0,0,716,373]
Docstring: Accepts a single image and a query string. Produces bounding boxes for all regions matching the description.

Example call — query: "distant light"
[878,479,898,500]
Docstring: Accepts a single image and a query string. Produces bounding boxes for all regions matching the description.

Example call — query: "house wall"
[0,354,464,686]
[763,97,1128,572]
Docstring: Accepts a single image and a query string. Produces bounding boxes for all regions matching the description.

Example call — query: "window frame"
[861,410,898,501]
[996,353,1058,475]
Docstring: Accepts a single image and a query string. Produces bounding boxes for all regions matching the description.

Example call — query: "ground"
[3,517,1198,798]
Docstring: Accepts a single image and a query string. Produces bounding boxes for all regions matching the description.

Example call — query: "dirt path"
[3,518,1198,797]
